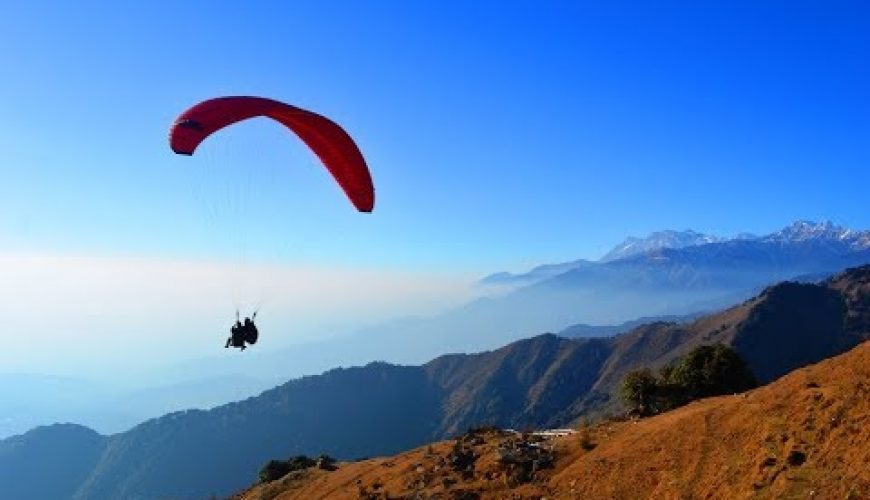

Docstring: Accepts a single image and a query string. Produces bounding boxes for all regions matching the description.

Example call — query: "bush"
[579,425,596,451]
[258,455,317,483]
[259,460,291,483]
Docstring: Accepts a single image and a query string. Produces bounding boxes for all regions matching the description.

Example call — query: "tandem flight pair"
[168,96,376,351]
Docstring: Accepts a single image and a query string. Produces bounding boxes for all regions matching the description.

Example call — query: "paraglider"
[170,96,375,350]
[169,96,375,212]
[225,317,244,350]
[225,311,258,351]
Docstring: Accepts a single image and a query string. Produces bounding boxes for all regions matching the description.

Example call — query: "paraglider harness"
[225,310,258,350]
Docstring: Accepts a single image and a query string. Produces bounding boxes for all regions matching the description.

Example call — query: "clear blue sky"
[2,1,868,272]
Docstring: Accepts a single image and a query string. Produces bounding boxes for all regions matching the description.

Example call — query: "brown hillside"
[235,341,869,500]
[573,267,869,417]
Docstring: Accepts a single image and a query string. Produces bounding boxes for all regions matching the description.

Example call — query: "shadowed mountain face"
[558,313,700,339]
[2,266,868,500]
[0,424,106,500]
[76,365,443,500]
[0,374,279,440]
[423,335,613,434]
[731,283,850,382]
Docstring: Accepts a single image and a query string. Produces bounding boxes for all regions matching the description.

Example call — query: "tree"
[620,368,659,416]
[664,344,757,400]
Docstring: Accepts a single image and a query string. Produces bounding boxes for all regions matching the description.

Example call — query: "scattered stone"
[787,450,807,467]
[316,454,337,471]
[450,490,481,500]
[496,436,556,486]
[448,440,478,479]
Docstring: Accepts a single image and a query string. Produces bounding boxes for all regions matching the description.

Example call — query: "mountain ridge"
[601,228,723,262]
[483,220,870,287]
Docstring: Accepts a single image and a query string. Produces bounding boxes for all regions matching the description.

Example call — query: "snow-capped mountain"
[437,220,870,356]
[481,221,869,289]
[601,229,724,262]
[601,221,870,264]
[762,220,870,250]
[274,220,870,379]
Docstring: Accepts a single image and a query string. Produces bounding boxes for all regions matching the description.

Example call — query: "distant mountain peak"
[601,229,722,262]
[764,220,870,249]
[776,219,840,237]
[479,259,593,287]
[600,220,870,263]
[482,220,869,291]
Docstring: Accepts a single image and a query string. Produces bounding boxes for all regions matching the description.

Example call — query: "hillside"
[2,265,868,499]
[0,424,106,500]
[75,364,443,500]
[235,341,870,499]
[557,313,699,339]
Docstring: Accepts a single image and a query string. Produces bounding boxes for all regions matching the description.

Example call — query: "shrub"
[258,455,317,483]
[258,460,291,483]
[579,425,596,451]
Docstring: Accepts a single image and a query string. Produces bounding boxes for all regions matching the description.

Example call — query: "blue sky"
[1,1,868,271]
[0,2,868,374]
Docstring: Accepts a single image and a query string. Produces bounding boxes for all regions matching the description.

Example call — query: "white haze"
[0,251,477,379]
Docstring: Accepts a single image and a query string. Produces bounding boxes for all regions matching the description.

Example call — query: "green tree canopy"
[620,344,757,417]
[664,344,757,400]
[620,368,659,416]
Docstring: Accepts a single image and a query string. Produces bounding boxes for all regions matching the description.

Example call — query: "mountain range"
[341,220,870,366]
[173,220,870,389]
[2,264,867,499]
[482,220,870,287]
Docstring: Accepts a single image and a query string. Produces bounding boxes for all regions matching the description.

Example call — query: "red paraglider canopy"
[169,96,374,212]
